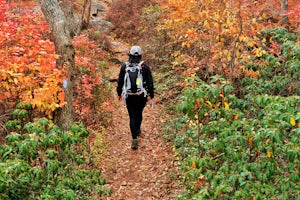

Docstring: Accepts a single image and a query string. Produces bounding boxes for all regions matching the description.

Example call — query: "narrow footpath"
[96,45,180,200]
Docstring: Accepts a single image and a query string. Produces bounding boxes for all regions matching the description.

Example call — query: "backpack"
[122,61,147,99]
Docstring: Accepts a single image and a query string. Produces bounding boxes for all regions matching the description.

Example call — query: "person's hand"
[149,98,154,109]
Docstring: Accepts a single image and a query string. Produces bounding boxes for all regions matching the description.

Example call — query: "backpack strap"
[122,62,130,99]
[137,61,147,97]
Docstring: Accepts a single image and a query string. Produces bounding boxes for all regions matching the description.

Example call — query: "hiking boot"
[131,139,138,150]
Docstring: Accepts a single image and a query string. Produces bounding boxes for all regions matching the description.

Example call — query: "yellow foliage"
[158,0,267,78]
[224,102,229,110]
[203,20,210,29]
[215,102,221,109]
[227,53,231,62]
[267,151,272,159]
[206,101,212,107]
[290,117,296,126]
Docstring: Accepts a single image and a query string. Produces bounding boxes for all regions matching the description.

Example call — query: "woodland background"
[0,0,299,199]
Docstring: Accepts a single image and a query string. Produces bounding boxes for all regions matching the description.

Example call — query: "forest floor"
[93,42,181,200]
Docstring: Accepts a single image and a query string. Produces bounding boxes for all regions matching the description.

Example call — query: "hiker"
[117,46,154,150]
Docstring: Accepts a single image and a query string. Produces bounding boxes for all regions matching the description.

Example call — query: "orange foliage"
[0,0,105,122]
[72,34,105,124]
[158,0,299,79]
[105,0,157,42]
[0,0,65,116]
[244,69,260,78]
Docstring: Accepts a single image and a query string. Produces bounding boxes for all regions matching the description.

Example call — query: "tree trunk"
[281,0,289,28]
[81,0,92,30]
[40,0,75,131]
[59,0,79,37]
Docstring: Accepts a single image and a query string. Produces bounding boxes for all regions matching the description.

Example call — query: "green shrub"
[172,76,299,199]
[0,103,110,199]
[242,28,300,96]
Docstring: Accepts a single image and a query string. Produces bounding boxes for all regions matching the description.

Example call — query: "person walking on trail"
[117,46,154,150]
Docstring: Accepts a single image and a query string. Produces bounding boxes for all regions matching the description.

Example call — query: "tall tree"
[39,0,75,131]
[81,0,92,30]
[59,0,79,37]
[281,0,289,27]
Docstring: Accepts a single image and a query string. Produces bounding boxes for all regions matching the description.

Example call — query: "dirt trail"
[96,43,179,199]
[91,1,180,198]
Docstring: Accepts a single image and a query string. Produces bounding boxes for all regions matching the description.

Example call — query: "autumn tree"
[0,0,65,119]
[39,0,75,131]
[1,0,104,131]
[59,0,79,37]
[156,0,299,81]
[81,0,92,30]
[281,0,289,27]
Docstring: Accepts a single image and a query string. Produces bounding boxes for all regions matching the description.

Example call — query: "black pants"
[126,95,147,139]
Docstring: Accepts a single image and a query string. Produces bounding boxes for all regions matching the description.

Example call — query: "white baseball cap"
[129,46,142,56]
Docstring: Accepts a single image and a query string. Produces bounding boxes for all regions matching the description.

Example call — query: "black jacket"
[117,62,154,99]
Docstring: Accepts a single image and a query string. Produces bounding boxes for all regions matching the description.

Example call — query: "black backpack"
[122,61,147,98]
